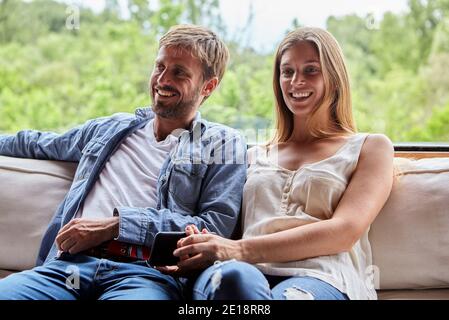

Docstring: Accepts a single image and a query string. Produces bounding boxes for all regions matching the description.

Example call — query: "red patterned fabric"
[83,240,150,262]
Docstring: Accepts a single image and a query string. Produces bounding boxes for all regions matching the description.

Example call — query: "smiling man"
[0,25,246,300]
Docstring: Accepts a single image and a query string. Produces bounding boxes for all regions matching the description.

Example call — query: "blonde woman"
[165,27,394,300]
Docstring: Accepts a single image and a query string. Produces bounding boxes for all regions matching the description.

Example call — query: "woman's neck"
[288,112,332,144]
[288,116,316,144]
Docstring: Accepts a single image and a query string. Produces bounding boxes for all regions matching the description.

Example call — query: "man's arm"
[54,162,247,254]
[115,162,246,247]
[0,120,95,161]
[116,131,247,247]
[53,131,247,254]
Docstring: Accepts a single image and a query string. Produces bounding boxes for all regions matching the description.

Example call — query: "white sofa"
[1,153,449,299]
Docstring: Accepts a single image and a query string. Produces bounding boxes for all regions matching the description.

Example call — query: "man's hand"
[55,217,119,254]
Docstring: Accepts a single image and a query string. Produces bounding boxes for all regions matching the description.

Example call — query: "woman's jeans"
[193,260,349,300]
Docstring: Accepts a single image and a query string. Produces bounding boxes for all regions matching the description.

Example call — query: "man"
[0,24,246,300]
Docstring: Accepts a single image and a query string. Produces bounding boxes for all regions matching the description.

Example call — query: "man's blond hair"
[159,24,229,83]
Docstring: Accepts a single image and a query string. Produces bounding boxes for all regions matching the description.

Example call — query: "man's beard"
[152,90,200,120]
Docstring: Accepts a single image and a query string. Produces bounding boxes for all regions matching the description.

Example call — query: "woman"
[161,27,394,300]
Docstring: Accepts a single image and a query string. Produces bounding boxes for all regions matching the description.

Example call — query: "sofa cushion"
[369,157,449,290]
[0,156,77,271]
[377,289,449,300]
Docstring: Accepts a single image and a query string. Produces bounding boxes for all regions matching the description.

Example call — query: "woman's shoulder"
[360,133,394,160]
[362,133,393,150]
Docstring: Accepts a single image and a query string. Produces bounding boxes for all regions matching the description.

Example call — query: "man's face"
[150,46,206,120]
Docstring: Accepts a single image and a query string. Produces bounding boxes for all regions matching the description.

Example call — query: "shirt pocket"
[168,163,208,209]
[75,140,105,180]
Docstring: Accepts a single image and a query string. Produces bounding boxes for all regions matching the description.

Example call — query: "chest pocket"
[75,140,105,180]
[291,172,346,220]
[168,163,208,210]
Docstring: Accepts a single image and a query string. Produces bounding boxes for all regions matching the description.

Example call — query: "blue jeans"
[0,254,184,300]
[192,260,349,300]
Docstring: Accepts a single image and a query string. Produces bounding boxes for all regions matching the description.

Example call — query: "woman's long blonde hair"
[271,27,357,143]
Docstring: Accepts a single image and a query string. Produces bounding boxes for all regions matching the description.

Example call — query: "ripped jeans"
[192,260,349,300]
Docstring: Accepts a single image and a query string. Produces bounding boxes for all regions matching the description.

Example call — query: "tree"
[1,0,448,142]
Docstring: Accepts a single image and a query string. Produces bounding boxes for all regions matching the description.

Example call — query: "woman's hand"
[173,232,243,272]
[155,224,210,276]
[177,225,207,261]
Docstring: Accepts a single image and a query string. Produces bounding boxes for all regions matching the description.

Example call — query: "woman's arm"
[174,134,394,269]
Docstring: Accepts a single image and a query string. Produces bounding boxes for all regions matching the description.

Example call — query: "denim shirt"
[0,107,247,266]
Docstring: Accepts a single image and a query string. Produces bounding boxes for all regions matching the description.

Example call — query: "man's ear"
[202,77,219,97]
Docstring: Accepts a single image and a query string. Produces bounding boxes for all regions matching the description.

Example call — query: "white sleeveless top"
[242,133,377,300]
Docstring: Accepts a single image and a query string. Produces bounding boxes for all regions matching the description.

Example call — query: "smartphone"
[147,231,187,267]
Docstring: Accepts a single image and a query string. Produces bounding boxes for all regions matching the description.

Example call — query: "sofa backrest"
[369,155,449,290]
[0,154,448,292]
[0,156,76,271]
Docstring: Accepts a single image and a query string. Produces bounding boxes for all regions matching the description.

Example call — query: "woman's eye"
[281,69,293,76]
[305,66,319,73]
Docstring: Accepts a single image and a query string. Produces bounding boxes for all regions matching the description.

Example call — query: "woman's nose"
[291,72,305,86]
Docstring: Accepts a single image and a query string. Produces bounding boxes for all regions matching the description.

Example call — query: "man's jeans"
[192,260,349,300]
[0,254,184,300]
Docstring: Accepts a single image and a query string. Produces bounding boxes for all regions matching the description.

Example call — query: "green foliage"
[0,8,155,131]
[328,0,449,142]
[0,0,449,143]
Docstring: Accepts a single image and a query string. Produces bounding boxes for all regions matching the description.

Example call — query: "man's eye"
[175,70,186,77]
[155,64,164,72]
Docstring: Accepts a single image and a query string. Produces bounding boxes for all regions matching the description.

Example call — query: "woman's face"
[279,40,325,117]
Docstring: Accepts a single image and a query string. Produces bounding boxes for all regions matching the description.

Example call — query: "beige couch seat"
[0,154,448,300]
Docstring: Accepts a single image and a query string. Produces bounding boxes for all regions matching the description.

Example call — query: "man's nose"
[156,70,172,86]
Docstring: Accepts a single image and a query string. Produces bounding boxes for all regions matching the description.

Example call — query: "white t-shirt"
[76,120,182,219]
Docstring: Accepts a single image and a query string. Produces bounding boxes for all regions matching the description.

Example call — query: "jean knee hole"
[283,286,315,300]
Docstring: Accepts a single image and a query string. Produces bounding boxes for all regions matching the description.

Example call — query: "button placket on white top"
[280,172,295,214]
